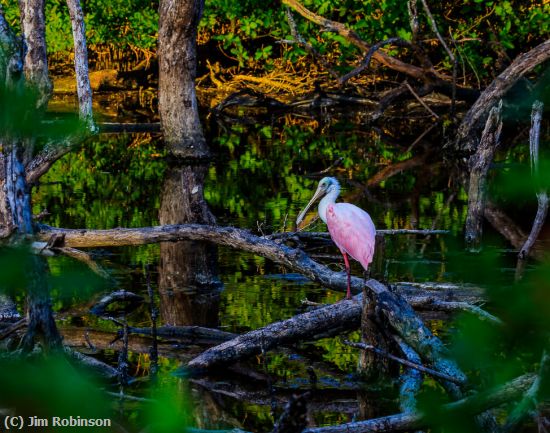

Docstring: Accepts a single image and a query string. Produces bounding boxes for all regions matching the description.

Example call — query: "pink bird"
[296,177,376,299]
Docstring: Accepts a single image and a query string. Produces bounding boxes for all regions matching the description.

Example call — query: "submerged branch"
[303,373,536,433]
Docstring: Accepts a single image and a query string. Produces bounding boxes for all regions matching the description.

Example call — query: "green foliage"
[0,84,82,140]
[3,0,547,81]
[34,134,166,230]
[143,375,192,433]
[0,356,111,432]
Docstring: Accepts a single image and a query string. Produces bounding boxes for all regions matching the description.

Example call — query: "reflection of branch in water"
[302,374,536,433]
[367,153,428,188]
[191,377,358,415]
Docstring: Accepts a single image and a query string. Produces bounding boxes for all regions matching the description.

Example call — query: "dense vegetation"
[2,0,549,83]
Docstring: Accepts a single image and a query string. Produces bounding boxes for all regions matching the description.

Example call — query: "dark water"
[20,91,526,431]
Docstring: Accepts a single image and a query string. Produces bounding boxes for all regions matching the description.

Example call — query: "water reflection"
[23,110,521,430]
[158,163,222,326]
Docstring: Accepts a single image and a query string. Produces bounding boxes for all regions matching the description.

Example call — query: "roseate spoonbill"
[296,177,376,299]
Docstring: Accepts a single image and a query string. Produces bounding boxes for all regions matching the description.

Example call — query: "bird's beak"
[296,186,325,229]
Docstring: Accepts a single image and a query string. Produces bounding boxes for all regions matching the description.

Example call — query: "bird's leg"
[342,251,352,300]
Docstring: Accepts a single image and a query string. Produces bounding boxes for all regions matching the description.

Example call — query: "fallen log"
[186,295,362,371]
[37,224,482,304]
[38,223,491,395]
[188,278,468,397]
[126,325,236,344]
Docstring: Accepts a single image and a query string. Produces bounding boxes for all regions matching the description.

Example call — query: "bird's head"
[296,177,340,228]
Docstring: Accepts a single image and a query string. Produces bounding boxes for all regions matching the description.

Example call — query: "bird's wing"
[326,203,376,269]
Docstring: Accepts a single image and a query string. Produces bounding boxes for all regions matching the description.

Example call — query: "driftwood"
[186,295,362,371]
[36,224,489,310]
[456,39,550,153]
[464,100,502,250]
[369,279,466,396]
[302,373,536,433]
[35,224,433,297]
[187,278,470,407]
[126,325,235,344]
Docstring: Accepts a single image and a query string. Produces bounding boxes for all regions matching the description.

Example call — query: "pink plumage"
[326,202,376,270]
[296,177,376,299]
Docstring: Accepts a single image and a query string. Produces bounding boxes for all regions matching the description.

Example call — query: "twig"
[404,82,439,119]
[309,157,344,175]
[338,37,407,85]
[406,123,438,153]
[342,340,465,385]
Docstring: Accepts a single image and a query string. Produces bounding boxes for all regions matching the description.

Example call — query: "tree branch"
[456,39,550,153]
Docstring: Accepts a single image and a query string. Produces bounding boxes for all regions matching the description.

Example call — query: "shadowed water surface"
[19,104,527,431]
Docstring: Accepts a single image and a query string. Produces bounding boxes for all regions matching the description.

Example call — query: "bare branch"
[342,340,464,385]
[518,101,547,261]
[456,39,550,153]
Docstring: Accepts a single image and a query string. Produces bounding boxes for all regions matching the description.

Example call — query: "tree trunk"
[66,0,94,130]
[18,0,51,110]
[158,0,209,158]
[158,164,222,326]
